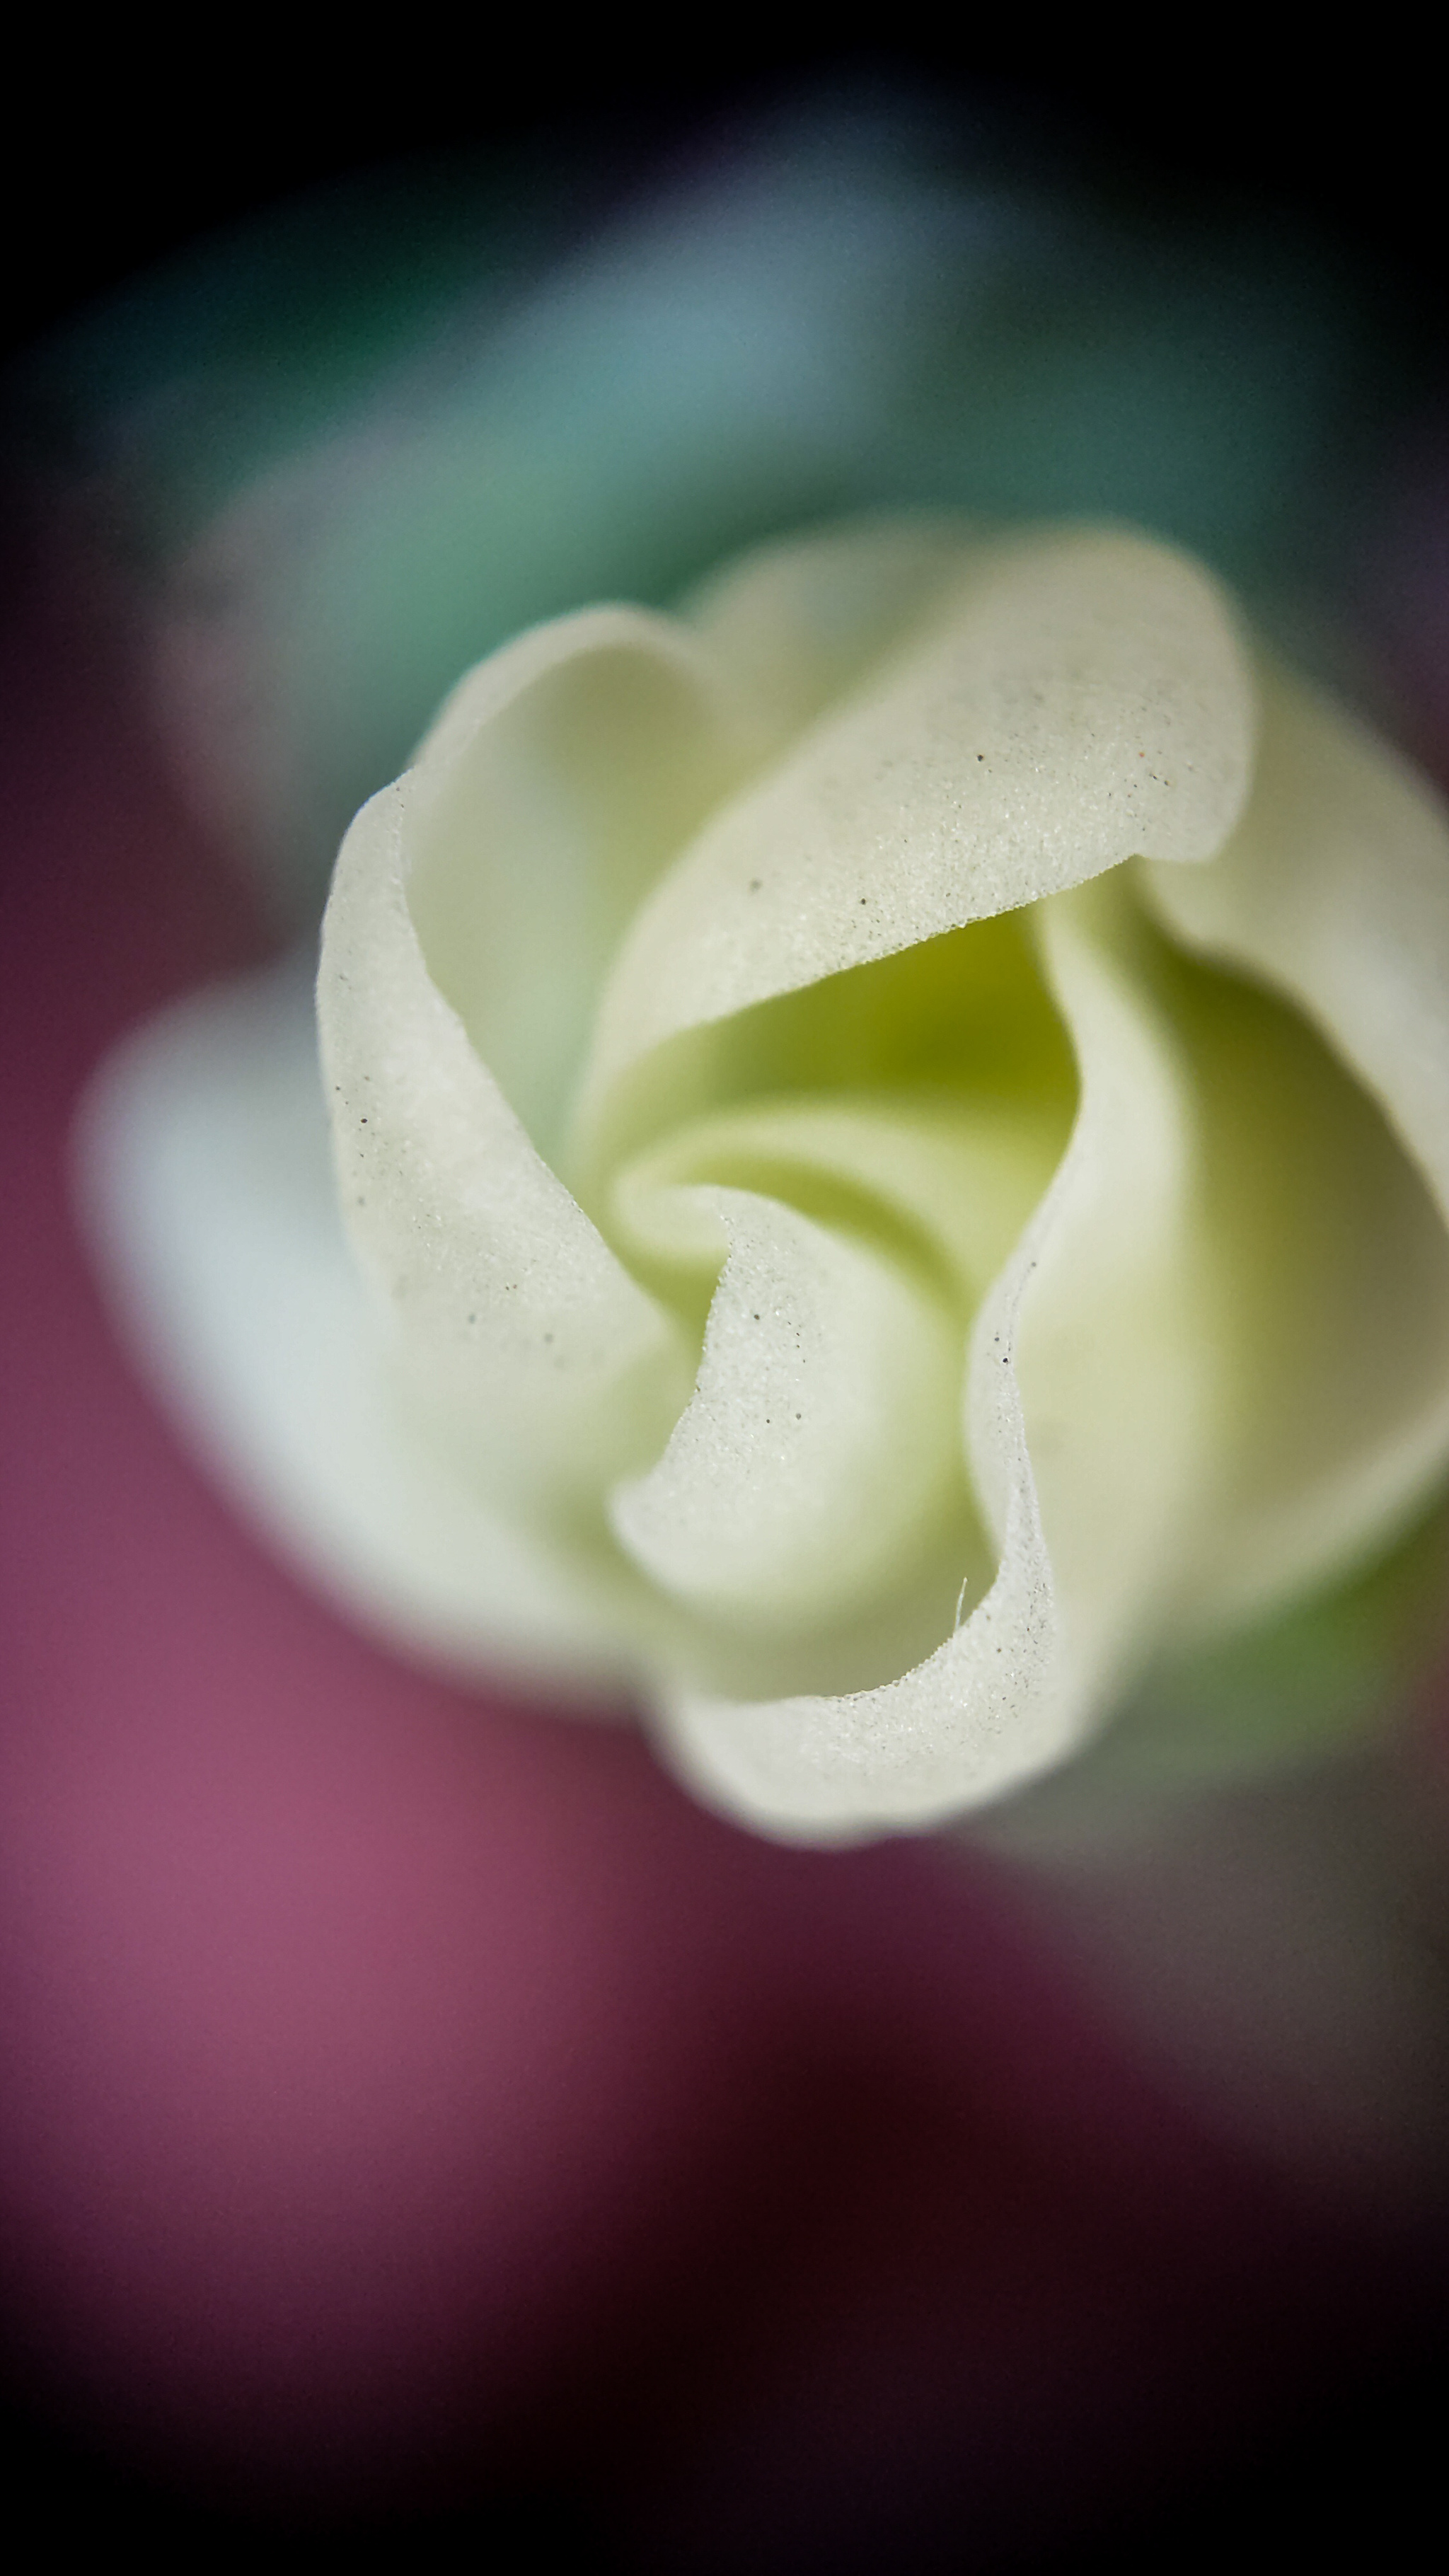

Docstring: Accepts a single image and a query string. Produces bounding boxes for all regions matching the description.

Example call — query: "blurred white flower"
[82,514,1449,1842]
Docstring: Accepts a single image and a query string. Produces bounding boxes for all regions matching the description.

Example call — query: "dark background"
[7,40,1448,367]
[4,33,1447,2568]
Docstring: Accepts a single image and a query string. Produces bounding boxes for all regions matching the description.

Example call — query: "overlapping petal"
[76,513,1449,1844]
[1141,662,1449,1225]
[1139,667,1449,1617]
[579,524,1254,1119]
[656,872,1220,1834]
[318,607,750,1523]
[610,1184,964,1631]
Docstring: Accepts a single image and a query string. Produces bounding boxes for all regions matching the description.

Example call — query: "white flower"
[81,514,1449,1843]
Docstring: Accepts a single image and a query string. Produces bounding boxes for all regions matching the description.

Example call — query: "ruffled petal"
[652,872,1216,1839]
[579,526,1254,1122]
[1139,659,1449,1224]
[405,603,750,1159]
[1137,662,1449,1618]
[1010,880,1225,1695]
[609,1186,965,1634]
[657,826,1449,1841]
[655,1232,1059,1841]
[607,1090,1065,1312]
[318,609,760,1520]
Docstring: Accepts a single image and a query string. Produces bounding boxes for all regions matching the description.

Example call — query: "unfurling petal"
[610,1187,964,1631]
[653,870,1220,1837]
[1140,668,1449,1616]
[318,607,756,1522]
[579,523,1254,1118]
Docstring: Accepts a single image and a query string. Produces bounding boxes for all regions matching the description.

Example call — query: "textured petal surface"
[610,1186,964,1632]
[317,610,749,1522]
[580,526,1254,1111]
[656,1232,1060,1839]
[654,874,1218,1837]
[407,603,749,1158]
[608,1090,1065,1312]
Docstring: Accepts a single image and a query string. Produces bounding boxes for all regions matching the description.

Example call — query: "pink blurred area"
[1,517,1446,2567]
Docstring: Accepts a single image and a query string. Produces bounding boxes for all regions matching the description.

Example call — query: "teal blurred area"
[7,71,1445,914]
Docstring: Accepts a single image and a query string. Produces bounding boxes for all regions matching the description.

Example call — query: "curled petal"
[1140,661,1449,1225]
[609,1186,965,1632]
[580,525,1255,1115]
[407,604,751,1157]
[654,872,1216,1837]
[1012,881,1222,1699]
[318,608,754,1518]
[1136,664,1449,1621]
[608,1089,1065,1311]
[656,1242,1059,1842]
